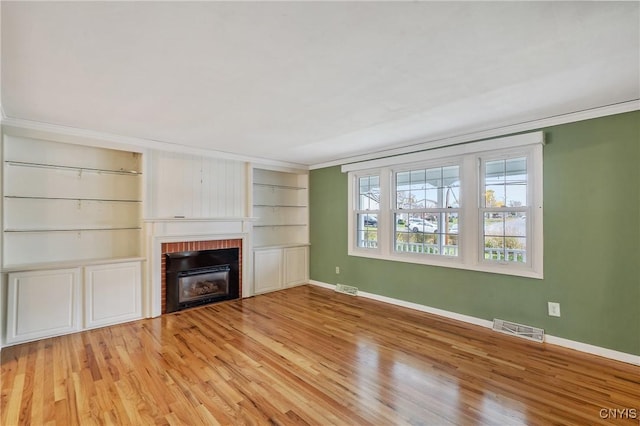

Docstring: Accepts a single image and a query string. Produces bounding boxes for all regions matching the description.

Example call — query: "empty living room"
[0,2,638,425]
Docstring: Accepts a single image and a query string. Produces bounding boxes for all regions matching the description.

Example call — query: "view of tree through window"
[482,157,528,262]
[394,165,460,256]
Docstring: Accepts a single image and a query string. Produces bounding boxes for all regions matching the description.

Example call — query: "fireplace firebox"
[165,248,239,313]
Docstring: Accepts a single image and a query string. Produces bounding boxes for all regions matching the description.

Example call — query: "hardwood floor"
[2,284,639,425]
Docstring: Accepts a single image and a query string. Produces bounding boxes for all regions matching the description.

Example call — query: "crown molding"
[0,116,309,171]
[310,99,640,170]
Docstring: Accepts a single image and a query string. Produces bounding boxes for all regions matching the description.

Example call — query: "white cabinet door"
[254,249,283,294]
[284,246,308,287]
[84,262,142,329]
[6,268,81,344]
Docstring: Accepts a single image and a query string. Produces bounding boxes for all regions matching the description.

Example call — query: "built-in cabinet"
[253,249,283,294]
[2,131,144,346]
[283,246,308,287]
[5,268,81,344]
[5,261,142,344]
[84,261,142,329]
[252,167,309,294]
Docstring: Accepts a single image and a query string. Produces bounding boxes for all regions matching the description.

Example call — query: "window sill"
[347,249,543,280]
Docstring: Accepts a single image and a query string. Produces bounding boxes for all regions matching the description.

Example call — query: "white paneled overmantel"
[145,150,247,220]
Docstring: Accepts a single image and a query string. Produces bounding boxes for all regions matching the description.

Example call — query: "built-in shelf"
[253,204,307,208]
[5,160,142,175]
[2,256,147,273]
[252,166,309,254]
[254,224,307,228]
[253,183,306,190]
[4,195,142,203]
[5,227,142,233]
[3,134,143,267]
[253,243,310,250]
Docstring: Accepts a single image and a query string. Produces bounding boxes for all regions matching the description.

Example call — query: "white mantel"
[144,217,253,318]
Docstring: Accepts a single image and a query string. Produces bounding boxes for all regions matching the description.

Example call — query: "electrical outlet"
[548,302,561,317]
[335,266,340,274]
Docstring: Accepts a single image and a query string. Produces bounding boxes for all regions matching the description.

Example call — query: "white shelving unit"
[3,136,142,267]
[252,167,309,294]
[1,133,145,345]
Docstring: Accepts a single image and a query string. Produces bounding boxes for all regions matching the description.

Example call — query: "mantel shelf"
[5,160,142,176]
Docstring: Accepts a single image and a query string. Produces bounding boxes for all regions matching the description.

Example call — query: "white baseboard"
[308,280,640,366]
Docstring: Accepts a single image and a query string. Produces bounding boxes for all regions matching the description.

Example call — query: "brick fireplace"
[161,239,242,314]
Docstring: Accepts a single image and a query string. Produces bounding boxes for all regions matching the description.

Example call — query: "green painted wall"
[309,111,640,356]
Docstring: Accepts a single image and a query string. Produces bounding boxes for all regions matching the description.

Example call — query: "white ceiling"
[2,1,639,167]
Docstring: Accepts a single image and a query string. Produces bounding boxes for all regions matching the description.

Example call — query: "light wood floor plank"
[2,284,639,425]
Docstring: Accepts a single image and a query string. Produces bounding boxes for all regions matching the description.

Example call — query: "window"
[481,156,529,264]
[394,165,460,256]
[354,174,380,249]
[344,132,543,279]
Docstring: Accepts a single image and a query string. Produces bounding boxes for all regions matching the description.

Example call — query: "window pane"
[394,212,458,257]
[439,212,459,256]
[505,183,527,207]
[356,213,378,248]
[484,157,527,207]
[396,189,411,209]
[397,165,460,210]
[424,188,439,208]
[358,176,380,210]
[483,212,527,263]
[485,185,505,207]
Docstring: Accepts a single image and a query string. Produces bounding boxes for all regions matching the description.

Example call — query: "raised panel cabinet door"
[284,246,308,287]
[253,249,283,294]
[84,261,142,329]
[6,268,81,344]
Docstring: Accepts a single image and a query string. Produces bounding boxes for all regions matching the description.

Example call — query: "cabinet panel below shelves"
[4,229,141,266]
[284,246,309,287]
[254,249,283,294]
[6,268,81,344]
[85,262,142,329]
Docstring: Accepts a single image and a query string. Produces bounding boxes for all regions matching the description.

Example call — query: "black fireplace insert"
[165,248,239,313]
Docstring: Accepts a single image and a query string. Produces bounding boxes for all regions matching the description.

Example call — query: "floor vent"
[492,319,545,342]
[335,284,358,296]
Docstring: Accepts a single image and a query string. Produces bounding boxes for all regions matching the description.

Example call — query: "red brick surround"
[161,239,242,314]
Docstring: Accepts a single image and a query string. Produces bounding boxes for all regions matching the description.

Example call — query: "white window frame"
[348,170,384,255]
[391,159,462,259]
[344,132,544,279]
